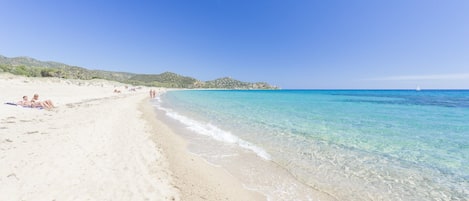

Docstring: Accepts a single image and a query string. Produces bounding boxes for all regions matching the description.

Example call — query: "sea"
[152,90,469,200]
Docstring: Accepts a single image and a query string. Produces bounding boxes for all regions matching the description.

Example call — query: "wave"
[152,98,271,160]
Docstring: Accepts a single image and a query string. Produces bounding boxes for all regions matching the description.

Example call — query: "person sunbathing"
[17,96,33,107]
[31,94,55,109]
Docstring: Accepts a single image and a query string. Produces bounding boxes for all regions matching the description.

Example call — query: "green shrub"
[41,68,56,77]
[12,66,30,76]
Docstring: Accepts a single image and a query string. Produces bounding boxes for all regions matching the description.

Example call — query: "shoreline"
[141,97,266,200]
[153,89,469,200]
[153,92,337,201]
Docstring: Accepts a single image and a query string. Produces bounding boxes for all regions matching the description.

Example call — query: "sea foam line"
[153,98,271,160]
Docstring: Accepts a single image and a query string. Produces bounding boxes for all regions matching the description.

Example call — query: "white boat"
[416,86,421,91]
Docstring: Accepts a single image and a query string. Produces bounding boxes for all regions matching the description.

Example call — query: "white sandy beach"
[0,73,263,200]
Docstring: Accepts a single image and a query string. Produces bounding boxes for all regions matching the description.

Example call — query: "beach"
[2,73,467,200]
[0,73,263,200]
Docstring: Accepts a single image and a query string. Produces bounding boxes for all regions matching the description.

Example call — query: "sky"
[1,0,468,89]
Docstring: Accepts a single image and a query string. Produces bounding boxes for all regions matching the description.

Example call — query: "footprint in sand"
[7,173,19,181]
[1,118,16,124]
[0,120,13,124]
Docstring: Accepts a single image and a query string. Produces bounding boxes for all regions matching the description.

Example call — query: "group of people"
[149,89,157,98]
[17,94,55,110]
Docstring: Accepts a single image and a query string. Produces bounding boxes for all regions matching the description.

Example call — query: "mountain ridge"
[0,55,278,89]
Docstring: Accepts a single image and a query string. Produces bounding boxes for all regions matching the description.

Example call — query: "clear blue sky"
[1,0,468,89]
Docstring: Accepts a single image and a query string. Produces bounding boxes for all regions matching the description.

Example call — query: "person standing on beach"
[150,89,156,98]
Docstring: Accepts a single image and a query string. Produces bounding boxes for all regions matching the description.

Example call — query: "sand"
[141,102,265,201]
[0,73,264,200]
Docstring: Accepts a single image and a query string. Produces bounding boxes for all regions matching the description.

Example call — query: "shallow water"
[154,90,469,200]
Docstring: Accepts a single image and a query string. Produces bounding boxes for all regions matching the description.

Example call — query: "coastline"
[141,97,266,200]
[154,91,338,201]
[155,89,469,200]
[0,73,263,200]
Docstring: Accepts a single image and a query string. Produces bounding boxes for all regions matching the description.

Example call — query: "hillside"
[127,72,198,88]
[0,55,278,89]
[203,77,274,89]
[0,55,134,81]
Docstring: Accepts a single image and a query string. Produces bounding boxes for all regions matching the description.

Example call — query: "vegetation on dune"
[0,55,278,89]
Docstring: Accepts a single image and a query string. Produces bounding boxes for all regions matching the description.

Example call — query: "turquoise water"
[155,90,469,200]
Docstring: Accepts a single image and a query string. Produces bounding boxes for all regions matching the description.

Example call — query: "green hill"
[203,77,273,89]
[127,72,198,88]
[0,55,278,89]
[0,55,134,81]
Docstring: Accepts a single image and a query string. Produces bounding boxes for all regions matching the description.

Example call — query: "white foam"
[153,99,271,160]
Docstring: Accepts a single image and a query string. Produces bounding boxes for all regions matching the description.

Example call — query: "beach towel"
[4,102,43,109]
